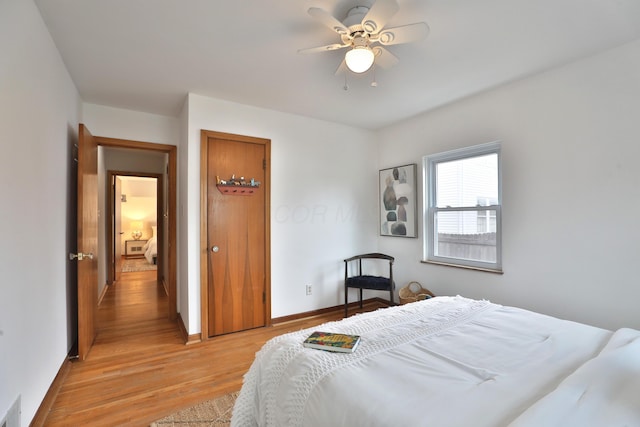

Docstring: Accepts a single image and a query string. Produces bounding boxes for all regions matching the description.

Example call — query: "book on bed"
[302,331,361,353]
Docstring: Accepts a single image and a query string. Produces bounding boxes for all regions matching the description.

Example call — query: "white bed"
[142,226,157,264]
[231,296,640,427]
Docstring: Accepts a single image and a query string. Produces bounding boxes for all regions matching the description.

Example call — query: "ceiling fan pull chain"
[371,65,378,87]
[343,73,349,91]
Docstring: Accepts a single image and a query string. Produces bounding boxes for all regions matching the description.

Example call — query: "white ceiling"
[35,0,640,130]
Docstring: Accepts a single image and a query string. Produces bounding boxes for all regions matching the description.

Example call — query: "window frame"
[423,141,503,272]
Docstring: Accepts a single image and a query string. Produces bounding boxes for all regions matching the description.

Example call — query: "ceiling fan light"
[345,46,375,73]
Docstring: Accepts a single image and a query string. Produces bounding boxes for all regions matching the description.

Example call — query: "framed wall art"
[379,163,417,237]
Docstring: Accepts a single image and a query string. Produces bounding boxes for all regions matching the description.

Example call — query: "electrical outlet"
[306,284,312,295]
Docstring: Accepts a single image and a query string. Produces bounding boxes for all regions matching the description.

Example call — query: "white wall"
[0,0,82,424]
[378,39,640,331]
[185,94,378,332]
[82,103,180,145]
[83,106,176,301]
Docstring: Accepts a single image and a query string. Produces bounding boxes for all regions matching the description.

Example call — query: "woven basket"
[398,281,435,305]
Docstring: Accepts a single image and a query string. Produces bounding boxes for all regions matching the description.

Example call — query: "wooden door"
[202,131,270,337]
[77,124,98,360]
[114,176,123,282]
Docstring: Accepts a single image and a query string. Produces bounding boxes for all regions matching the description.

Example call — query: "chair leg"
[344,286,348,318]
[359,289,363,309]
[390,288,394,306]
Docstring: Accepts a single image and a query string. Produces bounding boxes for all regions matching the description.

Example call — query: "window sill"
[421,259,503,274]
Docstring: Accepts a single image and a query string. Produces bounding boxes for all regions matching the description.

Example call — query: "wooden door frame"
[200,130,271,340]
[97,136,178,321]
[113,175,123,284]
[106,171,163,285]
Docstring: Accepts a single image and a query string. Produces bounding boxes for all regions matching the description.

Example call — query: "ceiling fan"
[299,0,429,75]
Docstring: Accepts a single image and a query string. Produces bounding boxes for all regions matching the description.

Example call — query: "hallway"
[94,271,174,358]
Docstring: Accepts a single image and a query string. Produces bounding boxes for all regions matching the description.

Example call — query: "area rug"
[122,258,157,272]
[150,391,239,427]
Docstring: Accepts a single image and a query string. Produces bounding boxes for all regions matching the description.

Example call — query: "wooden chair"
[344,253,395,317]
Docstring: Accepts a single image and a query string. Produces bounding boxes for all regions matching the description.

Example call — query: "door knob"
[70,252,94,261]
[211,246,219,253]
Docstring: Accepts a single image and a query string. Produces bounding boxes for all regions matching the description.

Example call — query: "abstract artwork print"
[379,164,417,237]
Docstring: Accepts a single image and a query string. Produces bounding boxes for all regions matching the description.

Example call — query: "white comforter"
[142,236,157,264]
[232,296,618,427]
[509,327,640,426]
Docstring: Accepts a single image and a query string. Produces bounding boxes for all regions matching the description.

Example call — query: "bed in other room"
[231,295,640,427]
[142,226,157,264]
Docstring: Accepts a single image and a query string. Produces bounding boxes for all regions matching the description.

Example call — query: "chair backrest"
[344,253,394,279]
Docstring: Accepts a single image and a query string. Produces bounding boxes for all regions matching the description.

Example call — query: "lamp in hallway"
[130,221,143,240]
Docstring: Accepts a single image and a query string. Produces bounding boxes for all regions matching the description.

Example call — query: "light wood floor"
[42,270,383,426]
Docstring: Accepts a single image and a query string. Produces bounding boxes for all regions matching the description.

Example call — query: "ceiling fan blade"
[298,43,349,54]
[373,46,399,69]
[377,22,430,45]
[308,7,350,36]
[334,59,348,76]
[361,0,399,34]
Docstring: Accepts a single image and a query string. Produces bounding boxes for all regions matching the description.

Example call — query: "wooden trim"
[156,175,164,279]
[186,335,202,346]
[29,356,72,427]
[106,172,114,285]
[166,145,177,321]
[177,313,202,345]
[199,132,209,343]
[107,171,163,282]
[200,130,272,340]
[95,136,175,152]
[161,277,169,296]
[264,139,272,326]
[97,137,178,321]
[271,298,392,324]
[97,283,109,306]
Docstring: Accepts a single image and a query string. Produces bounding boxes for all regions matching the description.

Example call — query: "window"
[423,142,502,272]
[476,197,498,233]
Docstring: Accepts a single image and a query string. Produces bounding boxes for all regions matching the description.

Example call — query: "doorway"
[110,174,160,280]
[98,137,177,323]
[75,125,178,361]
[200,130,271,339]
